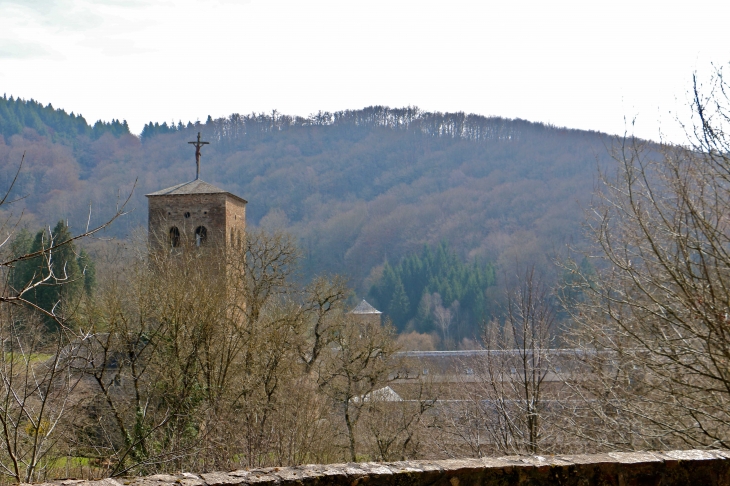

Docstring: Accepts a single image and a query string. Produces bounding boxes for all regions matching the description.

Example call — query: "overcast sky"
[1,0,728,142]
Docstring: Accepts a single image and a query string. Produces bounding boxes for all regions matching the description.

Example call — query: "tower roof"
[351,299,382,314]
[146,179,247,204]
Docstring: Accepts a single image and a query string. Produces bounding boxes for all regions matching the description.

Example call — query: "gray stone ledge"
[28,449,730,486]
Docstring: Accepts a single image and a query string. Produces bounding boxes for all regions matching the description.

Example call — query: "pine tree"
[369,242,496,338]
[11,221,91,326]
[388,279,410,330]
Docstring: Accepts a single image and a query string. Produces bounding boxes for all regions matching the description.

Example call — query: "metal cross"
[188,132,209,180]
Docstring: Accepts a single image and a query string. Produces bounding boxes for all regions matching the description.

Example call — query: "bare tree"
[72,229,349,474]
[0,305,85,483]
[0,155,131,482]
[453,266,559,455]
[564,65,730,450]
[432,294,453,346]
[315,314,399,461]
[362,375,435,462]
[1,155,130,316]
[71,247,174,476]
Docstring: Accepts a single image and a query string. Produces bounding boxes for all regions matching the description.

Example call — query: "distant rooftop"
[146,179,247,203]
[395,349,600,358]
[351,299,382,314]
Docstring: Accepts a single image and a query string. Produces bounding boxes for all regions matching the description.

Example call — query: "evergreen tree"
[77,248,96,294]
[387,280,410,327]
[10,221,92,325]
[8,228,33,289]
[0,95,129,142]
[369,242,495,338]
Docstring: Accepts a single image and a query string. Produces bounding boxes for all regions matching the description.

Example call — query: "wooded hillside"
[0,97,612,326]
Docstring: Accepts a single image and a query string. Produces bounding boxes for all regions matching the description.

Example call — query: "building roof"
[146,179,248,203]
[356,386,402,402]
[351,299,382,314]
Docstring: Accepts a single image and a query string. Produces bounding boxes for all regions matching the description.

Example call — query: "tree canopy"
[0,99,611,298]
[0,95,129,142]
[10,221,95,324]
[369,242,495,342]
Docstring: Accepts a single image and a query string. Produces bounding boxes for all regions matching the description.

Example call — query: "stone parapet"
[31,450,730,486]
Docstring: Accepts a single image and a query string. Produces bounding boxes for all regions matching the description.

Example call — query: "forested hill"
[0,95,130,142]
[0,101,612,324]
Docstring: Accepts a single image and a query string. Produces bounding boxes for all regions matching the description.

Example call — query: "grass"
[3,352,53,364]
[47,456,91,468]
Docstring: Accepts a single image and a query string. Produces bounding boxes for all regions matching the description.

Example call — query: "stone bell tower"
[146,132,247,252]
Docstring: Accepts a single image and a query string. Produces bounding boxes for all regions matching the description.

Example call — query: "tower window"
[195,226,208,246]
[169,226,180,247]
[184,212,191,218]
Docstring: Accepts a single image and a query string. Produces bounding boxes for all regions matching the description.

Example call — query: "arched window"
[195,226,207,246]
[169,226,180,247]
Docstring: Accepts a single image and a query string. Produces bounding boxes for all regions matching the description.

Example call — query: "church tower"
[146,132,247,252]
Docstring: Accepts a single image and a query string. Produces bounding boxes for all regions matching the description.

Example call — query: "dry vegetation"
[0,222,437,481]
[1,68,730,482]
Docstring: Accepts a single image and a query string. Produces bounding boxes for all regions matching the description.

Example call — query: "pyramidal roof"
[351,299,382,314]
[146,179,247,203]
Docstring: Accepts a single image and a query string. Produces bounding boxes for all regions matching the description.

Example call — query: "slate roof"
[351,299,382,314]
[146,179,248,203]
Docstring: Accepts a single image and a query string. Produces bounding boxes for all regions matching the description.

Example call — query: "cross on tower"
[188,132,209,180]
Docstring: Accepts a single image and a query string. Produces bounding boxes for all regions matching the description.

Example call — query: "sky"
[1,0,729,143]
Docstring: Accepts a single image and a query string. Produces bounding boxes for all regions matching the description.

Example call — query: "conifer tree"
[369,242,495,337]
[388,280,410,326]
[10,221,90,325]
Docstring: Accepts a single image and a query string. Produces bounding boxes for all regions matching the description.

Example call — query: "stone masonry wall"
[148,193,244,251]
[35,450,730,486]
[224,196,246,250]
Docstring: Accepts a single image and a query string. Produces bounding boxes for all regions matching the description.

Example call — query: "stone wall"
[147,193,245,252]
[37,450,730,486]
